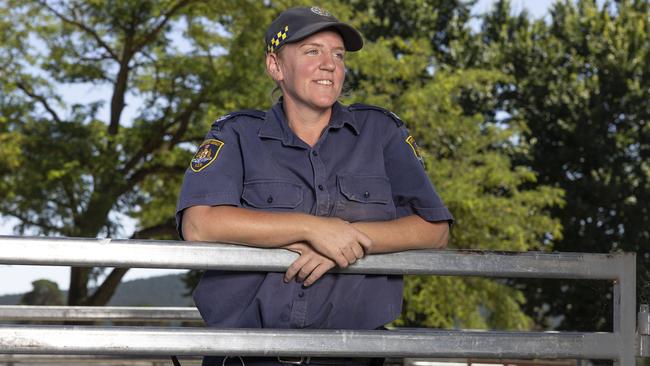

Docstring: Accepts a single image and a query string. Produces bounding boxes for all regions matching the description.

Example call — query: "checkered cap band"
[267,25,289,53]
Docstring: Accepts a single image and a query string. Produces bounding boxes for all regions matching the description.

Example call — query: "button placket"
[289,287,308,328]
[309,149,330,216]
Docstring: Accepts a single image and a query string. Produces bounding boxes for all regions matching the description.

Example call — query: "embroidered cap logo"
[310,7,331,17]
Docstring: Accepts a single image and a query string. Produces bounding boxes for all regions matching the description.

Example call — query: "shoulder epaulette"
[211,109,266,129]
[348,103,403,127]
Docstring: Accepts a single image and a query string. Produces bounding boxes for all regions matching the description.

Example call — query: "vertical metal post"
[639,304,650,357]
[613,253,636,366]
[639,304,650,335]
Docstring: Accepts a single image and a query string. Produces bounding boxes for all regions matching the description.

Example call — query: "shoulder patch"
[348,103,403,127]
[211,109,266,130]
[190,139,224,172]
[405,135,424,165]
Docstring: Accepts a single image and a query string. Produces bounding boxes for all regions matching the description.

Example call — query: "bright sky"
[0,0,560,296]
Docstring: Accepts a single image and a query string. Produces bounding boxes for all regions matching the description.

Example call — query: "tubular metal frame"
[0,305,202,322]
[0,236,639,365]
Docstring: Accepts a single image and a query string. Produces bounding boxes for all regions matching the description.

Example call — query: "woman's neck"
[282,98,333,147]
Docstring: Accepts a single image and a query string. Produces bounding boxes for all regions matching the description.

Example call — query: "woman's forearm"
[181,205,372,267]
[182,205,311,247]
[351,215,449,254]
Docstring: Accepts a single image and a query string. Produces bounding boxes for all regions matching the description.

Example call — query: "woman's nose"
[319,52,336,71]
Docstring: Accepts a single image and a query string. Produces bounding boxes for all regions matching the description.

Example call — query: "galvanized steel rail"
[0,305,202,322]
[0,326,624,359]
[0,235,633,277]
[0,235,640,366]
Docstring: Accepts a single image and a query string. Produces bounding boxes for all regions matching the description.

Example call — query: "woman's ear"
[265,52,283,82]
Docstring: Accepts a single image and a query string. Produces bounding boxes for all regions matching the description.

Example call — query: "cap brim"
[287,22,363,51]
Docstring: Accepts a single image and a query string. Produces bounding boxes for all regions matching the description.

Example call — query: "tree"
[480,0,650,330]
[1,0,565,331]
[20,279,65,305]
[347,0,478,68]
[343,5,563,328]
[0,0,276,306]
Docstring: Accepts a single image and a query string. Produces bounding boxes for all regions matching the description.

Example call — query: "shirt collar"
[258,101,360,145]
[329,101,360,135]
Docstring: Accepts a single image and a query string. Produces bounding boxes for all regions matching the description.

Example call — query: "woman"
[176,6,453,366]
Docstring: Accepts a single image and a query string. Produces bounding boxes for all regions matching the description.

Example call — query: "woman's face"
[268,30,346,112]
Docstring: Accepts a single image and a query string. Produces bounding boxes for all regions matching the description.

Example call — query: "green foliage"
[0,0,275,305]
[347,0,477,67]
[393,70,561,330]
[480,0,650,330]
[1,0,567,331]
[345,7,563,328]
[394,70,563,254]
[20,279,65,305]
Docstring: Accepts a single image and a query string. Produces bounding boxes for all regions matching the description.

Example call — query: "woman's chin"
[311,96,339,109]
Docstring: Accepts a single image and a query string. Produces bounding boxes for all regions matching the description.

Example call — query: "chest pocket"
[242,180,303,210]
[334,175,396,222]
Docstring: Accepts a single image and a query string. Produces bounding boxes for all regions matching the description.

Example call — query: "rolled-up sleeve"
[383,124,453,223]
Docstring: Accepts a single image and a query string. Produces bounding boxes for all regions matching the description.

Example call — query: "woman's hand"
[284,243,336,287]
[304,216,372,268]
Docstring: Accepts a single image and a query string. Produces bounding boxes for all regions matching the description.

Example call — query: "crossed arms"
[182,205,449,287]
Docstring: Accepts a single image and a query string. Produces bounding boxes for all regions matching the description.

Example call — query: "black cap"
[265,6,363,53]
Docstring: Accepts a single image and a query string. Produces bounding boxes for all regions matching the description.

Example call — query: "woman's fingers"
[356,231,373,254]
[341,246,358,265]
[284,243,337,286]
[297,259,320,282]
[303,260,335,287]
[306,216,373,266]
[351,242,365,259]
[285,252,310,282]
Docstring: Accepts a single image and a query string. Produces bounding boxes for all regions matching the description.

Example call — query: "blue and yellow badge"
[405,135,424,164]
[190,139,224,172]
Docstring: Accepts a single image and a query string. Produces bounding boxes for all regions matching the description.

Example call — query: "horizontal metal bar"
[0,236,629,279]
[0,306,202,322]
[0,354,202,365]
[0,325,620,359]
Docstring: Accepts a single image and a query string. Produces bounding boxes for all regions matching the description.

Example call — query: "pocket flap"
[338,175,391,204]
[242,181,303,208]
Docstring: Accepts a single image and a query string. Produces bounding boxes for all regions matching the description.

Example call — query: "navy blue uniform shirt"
[176,101,453,330]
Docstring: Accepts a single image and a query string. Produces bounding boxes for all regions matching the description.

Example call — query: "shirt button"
[298,291,305,298]
[312,151,318,156]
[318,184,324,191]
[363,191,370,198]
[267,196,273,203]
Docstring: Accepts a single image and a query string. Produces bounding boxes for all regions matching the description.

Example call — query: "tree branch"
[167,92,206,147]
[37,0,119,61]
[86,219,178,306]
[121,92,205,175]
[131,220,178,239]
[6,211,62,234]
[123,164,187,195]
[86,267,128,306]
[132,0,194,52]
[61,181,79,222]
[15,81,62,124]
[108,34,134,135]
